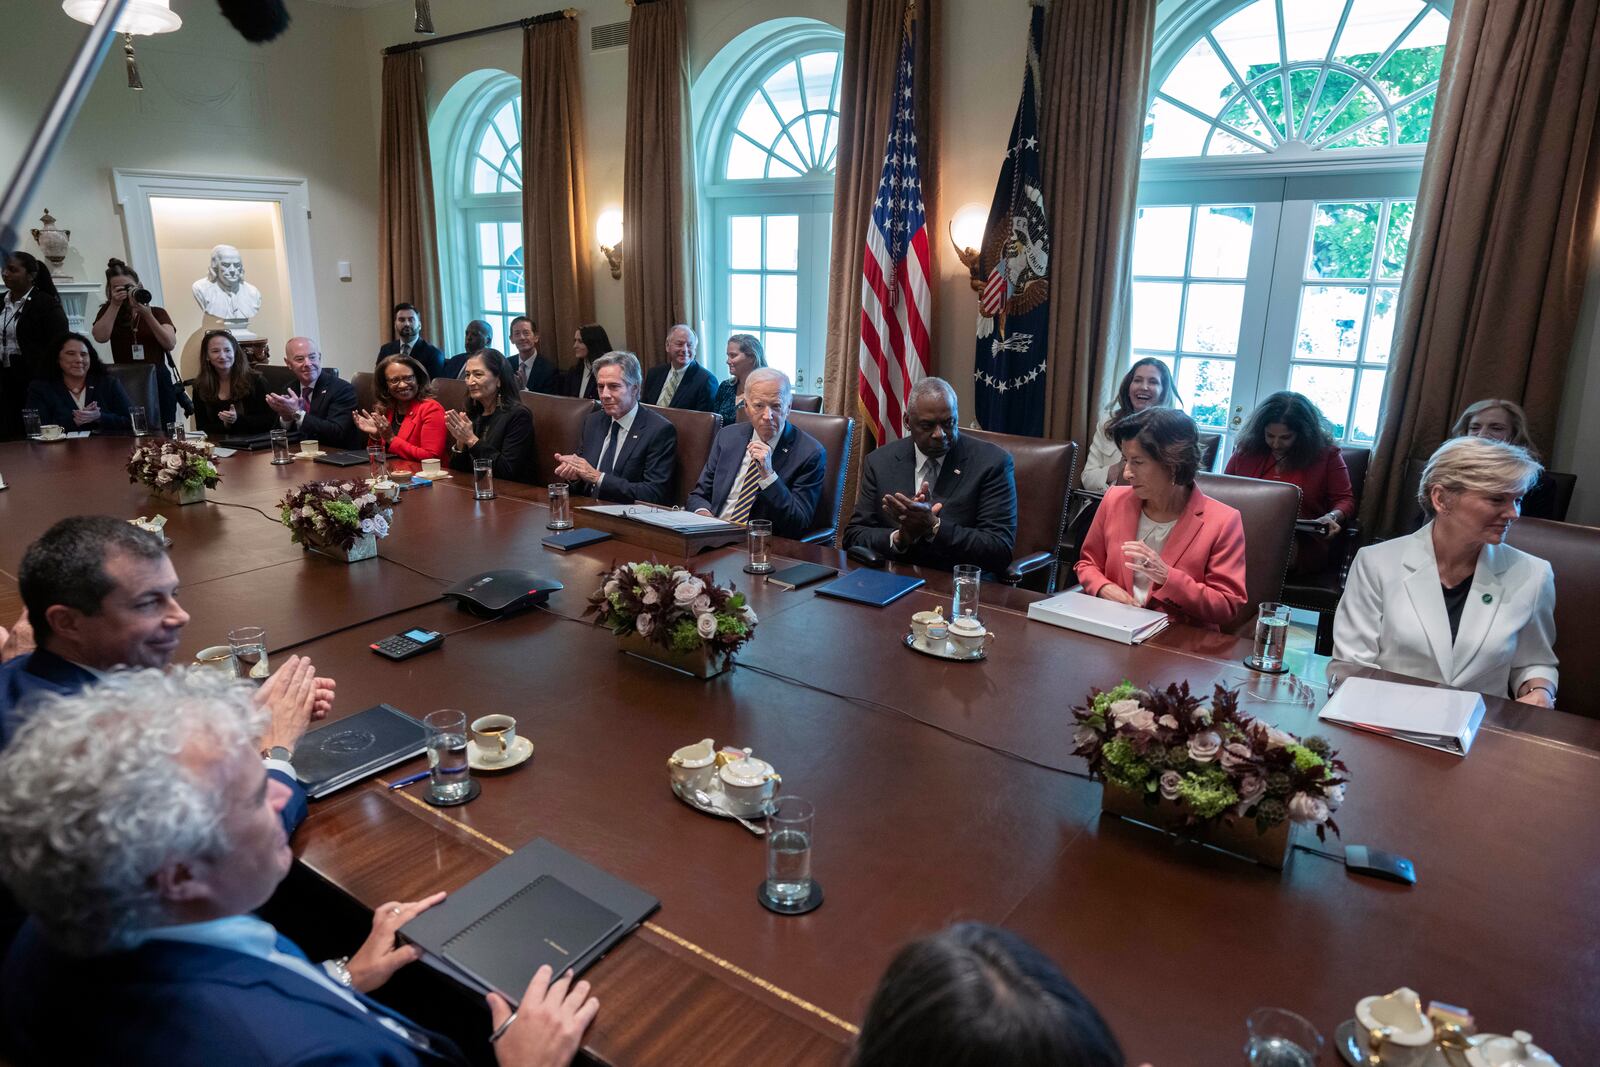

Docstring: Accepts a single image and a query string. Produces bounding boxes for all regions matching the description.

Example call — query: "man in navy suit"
[844,377,1018,574]
[265,336,362,449]
[439,319,492,381]
[0,670,599,1067]
[377,303,445,382]
[510,315,562,394]
[688,368,825,539]
[641,324,718,412]
[554,351,678,504]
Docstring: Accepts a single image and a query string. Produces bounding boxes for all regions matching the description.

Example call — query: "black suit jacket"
[24,375,133,435]
[448,401,534,483]
[277,369,360,449]
[577,405,677,504]
[439,352,471,381]
[642,361,718,413]
[687,421,826,538]
[377,338,444,383]
[844,433,1018,574]
[516,352,562,394]
[565,360,599,401]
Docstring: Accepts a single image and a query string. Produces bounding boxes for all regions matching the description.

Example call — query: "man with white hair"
[264,336,362,449]
[687,367,826,538]
[642,324,718,412]
[0,671,600,1067]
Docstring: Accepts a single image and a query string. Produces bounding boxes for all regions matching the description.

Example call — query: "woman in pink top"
[353,353,448,463]
[1076,408,1248,630]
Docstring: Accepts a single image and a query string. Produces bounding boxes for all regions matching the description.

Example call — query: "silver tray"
[1334,1020,1480,1066]
[670,779,767,834]
[902,630,986,662]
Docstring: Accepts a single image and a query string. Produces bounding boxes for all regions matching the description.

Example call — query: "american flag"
[857,10,929,445]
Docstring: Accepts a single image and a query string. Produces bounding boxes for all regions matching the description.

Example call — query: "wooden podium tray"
[574,505,746,557]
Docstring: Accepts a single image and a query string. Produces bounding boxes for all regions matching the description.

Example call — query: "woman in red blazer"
[1075,408,1248,630]
[1223,391,1354,574]
[353,353,448,463]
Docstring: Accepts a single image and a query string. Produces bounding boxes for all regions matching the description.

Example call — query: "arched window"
[698,21,843,395]
[434,74,526,358]
[1131,0,1448,449]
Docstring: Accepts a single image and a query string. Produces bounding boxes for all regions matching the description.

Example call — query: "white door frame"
[111,169,321,342]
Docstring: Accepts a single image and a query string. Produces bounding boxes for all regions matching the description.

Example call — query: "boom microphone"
[216,0,290,43]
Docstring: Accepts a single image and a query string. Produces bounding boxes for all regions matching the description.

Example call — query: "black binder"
[292,704,427,798]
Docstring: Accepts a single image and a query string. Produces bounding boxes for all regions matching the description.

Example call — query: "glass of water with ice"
[1248,602,1291,672]
[764,796,815,907]
[424,709,471,803]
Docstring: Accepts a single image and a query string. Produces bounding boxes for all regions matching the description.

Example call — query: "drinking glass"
[227,626,268,680]
[1243,1007,1322,1067]
[128,405,148,437]
[1249,602,1292,672]
[952,564,981,622]
[423,709,471,802]
[473,458,495,500]
[366,443,388,483]
[745,518,773,574]
[765,796,814,906]
[269,428,292,465]
[22,409,40,438]
[547,482,572,529]
[167,421,182,440]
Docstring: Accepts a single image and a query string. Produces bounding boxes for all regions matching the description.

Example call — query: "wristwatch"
[324,956,354,988]
[261,745,294,763]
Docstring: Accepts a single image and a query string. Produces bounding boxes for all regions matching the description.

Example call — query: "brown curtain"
[378,51,444,344]
[1038,0,1154,450]
[1362,0,1600,537]
[521,16,595,375]
[821,0,939,425]
[623,0,697,365]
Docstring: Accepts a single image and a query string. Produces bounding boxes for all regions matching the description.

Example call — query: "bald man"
[265,337,362,449]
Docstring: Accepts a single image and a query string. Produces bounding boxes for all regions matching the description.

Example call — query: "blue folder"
[814,568,926,607]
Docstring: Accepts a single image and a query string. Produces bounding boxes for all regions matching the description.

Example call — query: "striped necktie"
[658,367,683,406]
[725,454,763,525]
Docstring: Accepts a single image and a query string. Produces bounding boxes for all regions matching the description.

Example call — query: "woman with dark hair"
[1448,398,1559,519]
[1076,407,1247,629]
[566,323,614,401]
[192,330,273,437]
[714,333,767,425]
[24,333,133,435]
[447,349,535,482]
[355,353,448,463]
[1081,358,1180,492]
[1,252,70,439]
[851,923,1126,1067]
[1224,391,1354,574]
[90,258,181,427]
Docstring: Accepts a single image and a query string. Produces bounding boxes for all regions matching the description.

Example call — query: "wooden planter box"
[1101,781,1292,868]
[151,482,207,506]
[307,533,377,564]
[618,632,732,679]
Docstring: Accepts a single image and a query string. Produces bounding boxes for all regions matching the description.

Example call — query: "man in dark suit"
[844,377,1018,574]
[641,324,718,412]
[510,315,562,394]
[264,336,361,449]
[688,368,825,539]
[0,670,600,1067]
[439,319,492,381]
[376,302,444,382]
[554,351,677,504]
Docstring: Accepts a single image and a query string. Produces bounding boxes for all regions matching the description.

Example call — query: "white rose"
[635,613,655,636]
[741,606,758,625]
[1108,699,1143,727]
[1324,784,1345,811]
[673,578,705,604]
[1288,792,1330,824]
[360,517,375,534]
[692,593,713,614]
[642,588,659,606]
[162,453,182,469]
[604,579,620,597]
[696,613,718,638]
[155,470,173,485]
[370,514,389,538]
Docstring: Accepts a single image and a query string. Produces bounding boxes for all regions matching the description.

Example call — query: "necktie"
[599,421,622,474]
[516,360,529,390]
[725,454,764,525]
[659,368,683,406]
[919,456,941,495]
[400,343,411,359]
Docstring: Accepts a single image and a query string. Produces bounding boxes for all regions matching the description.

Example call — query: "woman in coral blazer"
[354,353,448,463]
[1075,408,1248,630]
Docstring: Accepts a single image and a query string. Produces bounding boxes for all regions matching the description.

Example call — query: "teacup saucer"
[293,451,327,459]
[468,735,533,771]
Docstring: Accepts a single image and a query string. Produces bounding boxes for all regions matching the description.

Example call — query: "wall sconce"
[596,209,623,281]
[413,0,436,35]
[62,0,182,90]
[949,202,988,273]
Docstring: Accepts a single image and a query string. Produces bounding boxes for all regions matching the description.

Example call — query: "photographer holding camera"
[91,257,189,427]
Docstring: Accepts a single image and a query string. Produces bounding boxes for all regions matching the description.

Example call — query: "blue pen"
[387,770,431,790]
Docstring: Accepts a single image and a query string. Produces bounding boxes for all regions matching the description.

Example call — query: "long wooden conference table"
[0,437,1596,1066]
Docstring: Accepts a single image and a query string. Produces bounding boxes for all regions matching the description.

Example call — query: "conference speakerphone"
[371,628,444,661]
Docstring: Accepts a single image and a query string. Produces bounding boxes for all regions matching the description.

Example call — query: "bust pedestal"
[240,338,271,367]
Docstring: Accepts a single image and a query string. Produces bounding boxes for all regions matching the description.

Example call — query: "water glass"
[1244,1007,1322,1067]
[22,409,40,438]
[745,518,773,574]
[366,443,388,483]
[423,709,471,802]
[473,458,495,500]
[547,482,572,529]
[227,625,269,680]
[765,796,815,906]
[128,405,148,437]
[269,428,292,465]
[167,421,182,440]
[952,564,981,622]
[1250,602,1292,672]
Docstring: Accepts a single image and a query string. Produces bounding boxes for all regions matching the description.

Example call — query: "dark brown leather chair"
[1504,516,1600,719]
[521,392,598,487]
[787,409,854,544]
[257,365,298,394]
[1281,446,1370,654]
[1199,432,1221,472]
[791,393,824,413]
[1193,472,1301,634]
[104,363,160,423]
[644,404,722,509]
[431,378,469,413]
[353,372,375,412]
[965,428,1076,592]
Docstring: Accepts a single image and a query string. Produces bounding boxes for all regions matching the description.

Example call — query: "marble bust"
[192,244,263,326]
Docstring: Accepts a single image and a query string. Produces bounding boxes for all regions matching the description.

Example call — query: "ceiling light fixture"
[62,0,181,90]
[414,0,436,35]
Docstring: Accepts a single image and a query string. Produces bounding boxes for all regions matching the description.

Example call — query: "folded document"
[1026,591,1170,645]
[1317,676,1487,756]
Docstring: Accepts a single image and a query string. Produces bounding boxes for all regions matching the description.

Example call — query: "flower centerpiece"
[1072,680,1347,867]
[278,479,392,563]
[585,561,758,678]
[127,439,220,505]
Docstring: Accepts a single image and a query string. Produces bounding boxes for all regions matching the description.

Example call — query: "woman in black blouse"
[446,349,535,482]
[192,330,273,437]
[1,252,69,439]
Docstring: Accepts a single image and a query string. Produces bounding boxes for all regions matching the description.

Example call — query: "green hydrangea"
[715,615,747,638]
[667,619,700,653]
[1175,767,1238,819]
[1101,737,1151,789]
[1287,744,1325,773]
[323,499,359,527]
[1167,745,1190,770]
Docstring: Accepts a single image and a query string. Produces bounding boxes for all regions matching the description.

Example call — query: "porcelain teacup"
[193,645,234,673]
[470,714,518,764]
[39,424,64,440]
[910,608,944,641]
[719,757,780,817]
[373,479,400,503]
[1355,988,1435,1067]
[669,738,719,795]
[948,617,992,655]
[299,439,320,455]
[420,457,443,476]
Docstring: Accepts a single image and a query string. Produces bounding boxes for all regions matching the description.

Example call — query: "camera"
[132,288,153,305]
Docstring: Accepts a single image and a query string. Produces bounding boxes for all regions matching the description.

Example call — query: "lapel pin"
[954,468,961,475]
[1482,593,1493,603]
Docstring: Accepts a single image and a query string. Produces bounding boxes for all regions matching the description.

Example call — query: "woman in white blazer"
[1080,358,1180,492]
[1332,436,1558,706]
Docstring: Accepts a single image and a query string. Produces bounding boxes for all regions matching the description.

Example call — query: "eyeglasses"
[386,374,417,385]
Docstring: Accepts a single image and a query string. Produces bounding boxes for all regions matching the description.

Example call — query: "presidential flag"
[972,1,1051,437]
[858,6,930,445]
